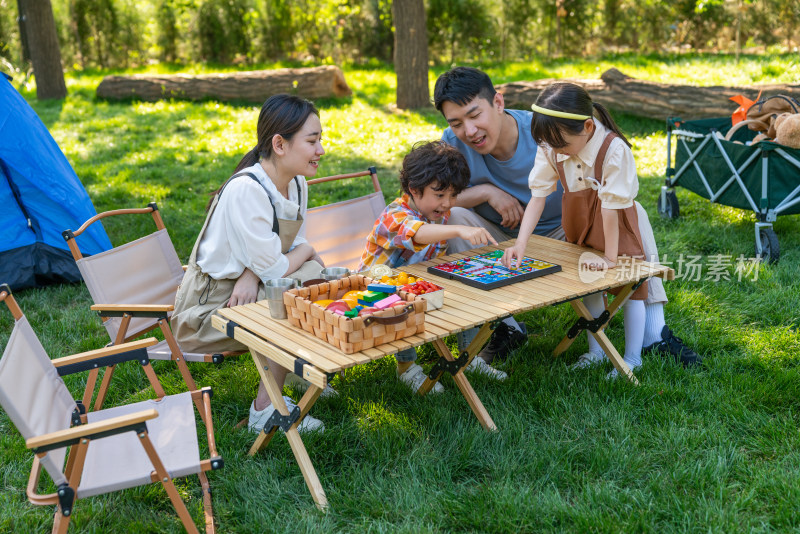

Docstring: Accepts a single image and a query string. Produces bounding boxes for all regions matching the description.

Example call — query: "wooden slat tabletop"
[215,235,672,373]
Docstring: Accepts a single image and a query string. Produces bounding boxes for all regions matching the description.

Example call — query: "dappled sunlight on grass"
[352,399,423,440]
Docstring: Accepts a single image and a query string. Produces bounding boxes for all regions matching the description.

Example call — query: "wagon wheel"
[755,228,780,264]
[657,190,679,219]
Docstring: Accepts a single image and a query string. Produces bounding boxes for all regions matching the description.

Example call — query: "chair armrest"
[52,338,158,370]
[26,409,158,452]
[90,304,175,313]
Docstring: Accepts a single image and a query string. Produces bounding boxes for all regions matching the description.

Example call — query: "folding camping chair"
[0,284,223,534]
[62,203,238,413]
[305,166,386,270]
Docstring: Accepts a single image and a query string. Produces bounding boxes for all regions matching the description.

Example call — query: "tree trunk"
[497,68,800,120]
[15,0,30,63]
[96,66,352,103]
[393,0,430,110]
[18,0,66,99]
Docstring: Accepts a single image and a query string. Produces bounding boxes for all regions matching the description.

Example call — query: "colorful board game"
[426,250,561,290]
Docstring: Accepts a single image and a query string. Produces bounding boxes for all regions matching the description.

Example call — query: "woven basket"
[283,274,426,354]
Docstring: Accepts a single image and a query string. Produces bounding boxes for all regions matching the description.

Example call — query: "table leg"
[570,298,640,386]
[418,322,493,396]
[552,281,638,358]
[430,336,497,431]
[248,350,328,510]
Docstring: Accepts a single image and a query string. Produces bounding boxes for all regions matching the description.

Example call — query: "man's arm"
[453,183,496,209]
[455,183,524,229]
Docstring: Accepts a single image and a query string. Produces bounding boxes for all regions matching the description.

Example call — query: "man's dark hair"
[433,67,497,112]
[399,141,470,196]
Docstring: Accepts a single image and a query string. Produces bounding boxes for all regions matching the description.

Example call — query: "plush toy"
[773,113,800,149]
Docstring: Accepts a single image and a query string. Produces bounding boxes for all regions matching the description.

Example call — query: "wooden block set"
[283,274,426,354]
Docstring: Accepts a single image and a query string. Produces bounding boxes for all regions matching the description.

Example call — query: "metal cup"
[264,278,299,319]
[320,266,350,281]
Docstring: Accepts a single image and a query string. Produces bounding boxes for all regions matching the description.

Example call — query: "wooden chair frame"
[1,286,223,534]
[63,203,241,412]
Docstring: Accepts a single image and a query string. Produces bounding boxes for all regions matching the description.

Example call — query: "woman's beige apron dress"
[172,173,322,352]
[556,132,648,300]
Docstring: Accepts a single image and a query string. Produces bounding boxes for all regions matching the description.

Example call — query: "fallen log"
[96,65,351,103]
[498,68,800,120]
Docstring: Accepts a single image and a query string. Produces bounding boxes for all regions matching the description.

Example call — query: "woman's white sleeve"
[598,143,638,209]
[221,180,289,281]
[529,147,559,197]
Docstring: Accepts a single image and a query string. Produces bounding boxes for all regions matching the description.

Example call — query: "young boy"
[359,141,506,394]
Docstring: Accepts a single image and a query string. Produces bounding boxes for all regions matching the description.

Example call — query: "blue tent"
[1,74,111,290]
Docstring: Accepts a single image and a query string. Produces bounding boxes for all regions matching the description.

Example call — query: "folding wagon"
[660,117,800,262]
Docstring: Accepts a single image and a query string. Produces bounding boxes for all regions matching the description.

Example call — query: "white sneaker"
[569,351,605,370]
[284,372,339,398]
[398,363,445,394]
[248,396,325,434]
[606,359,642,380]
[466,357,508,381]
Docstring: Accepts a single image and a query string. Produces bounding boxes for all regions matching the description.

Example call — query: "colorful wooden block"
[360,290,386,302]
[374,293,402,309]
[367,283,397,294]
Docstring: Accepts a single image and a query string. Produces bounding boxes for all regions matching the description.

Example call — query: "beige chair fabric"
[76,228,212,362]
[0,320,203,498]
[0,317,75,485]
[146,339,207,363]
[78,391,201,498]
[306,191,386,271]
[77,229,185,342]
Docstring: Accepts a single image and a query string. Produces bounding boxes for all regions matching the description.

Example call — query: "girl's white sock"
[623,299,646,368]
[607,299,646,380]
[582,293,606,360]
[643,302,666,347]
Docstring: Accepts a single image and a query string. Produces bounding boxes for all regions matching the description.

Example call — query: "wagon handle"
[725,119,770,141]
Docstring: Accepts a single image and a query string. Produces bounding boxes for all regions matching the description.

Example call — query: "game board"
[426,250,561,290]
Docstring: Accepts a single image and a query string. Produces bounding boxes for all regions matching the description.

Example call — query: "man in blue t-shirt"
[432,67,564,366]
[435,67,564,249]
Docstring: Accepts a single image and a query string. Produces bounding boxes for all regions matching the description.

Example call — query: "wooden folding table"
[211,235,672,509]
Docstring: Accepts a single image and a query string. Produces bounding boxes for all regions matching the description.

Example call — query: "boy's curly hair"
[399,141,471,196]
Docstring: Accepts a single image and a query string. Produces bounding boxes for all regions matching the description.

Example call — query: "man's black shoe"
[477,322,528,363]
[643,325,702,368]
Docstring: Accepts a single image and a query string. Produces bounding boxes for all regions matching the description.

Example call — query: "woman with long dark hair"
[172,94,326,432]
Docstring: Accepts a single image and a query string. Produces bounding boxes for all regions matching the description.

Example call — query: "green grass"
[2,53,800,532]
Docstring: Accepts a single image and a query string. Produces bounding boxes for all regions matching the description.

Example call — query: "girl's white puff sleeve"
[528,146,559,197]
[597,141,638,210]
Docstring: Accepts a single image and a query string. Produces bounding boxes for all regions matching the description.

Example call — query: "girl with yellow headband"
[501,82,699,377]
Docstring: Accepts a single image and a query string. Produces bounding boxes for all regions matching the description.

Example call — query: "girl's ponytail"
[233,146,261,173]
[592,102,631,147]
